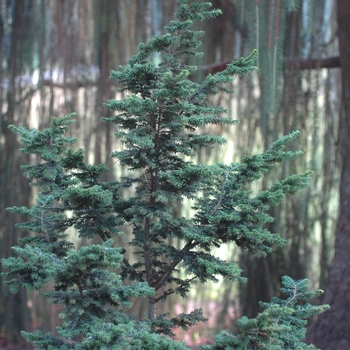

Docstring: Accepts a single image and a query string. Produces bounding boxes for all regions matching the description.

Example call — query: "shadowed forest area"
[0,0,349,349]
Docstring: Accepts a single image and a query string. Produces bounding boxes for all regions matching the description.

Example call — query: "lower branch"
[201,56,341,74]
[153,241,196,291]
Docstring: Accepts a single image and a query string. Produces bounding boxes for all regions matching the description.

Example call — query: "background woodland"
[0,0,348,349]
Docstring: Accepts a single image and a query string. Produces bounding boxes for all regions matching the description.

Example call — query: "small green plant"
[202,276,329,349]
[2,1,328,349]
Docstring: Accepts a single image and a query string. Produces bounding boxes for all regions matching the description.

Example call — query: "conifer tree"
[203,276,329,349]
[2,1,328,349]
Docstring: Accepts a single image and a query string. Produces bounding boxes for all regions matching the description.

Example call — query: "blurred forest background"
[0,0,349,349]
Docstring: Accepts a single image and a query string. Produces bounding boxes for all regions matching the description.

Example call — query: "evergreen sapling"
[2,1,328,348]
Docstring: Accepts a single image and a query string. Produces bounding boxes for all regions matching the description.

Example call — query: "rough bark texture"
[307,1,350,349]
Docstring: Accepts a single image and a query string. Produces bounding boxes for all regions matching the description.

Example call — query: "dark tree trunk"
[0,1,31,346]
[307,1,350,349]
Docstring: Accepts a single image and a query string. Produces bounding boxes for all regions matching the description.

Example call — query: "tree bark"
[0,1,31,346]
[306,1,350,349]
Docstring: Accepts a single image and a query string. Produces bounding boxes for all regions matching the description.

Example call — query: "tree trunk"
[307,1,350,349]
[0,1,31,346]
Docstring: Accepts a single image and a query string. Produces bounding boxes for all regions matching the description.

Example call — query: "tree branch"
[153,241,195,291]
[286,56,340,70]
[200,56,341,74]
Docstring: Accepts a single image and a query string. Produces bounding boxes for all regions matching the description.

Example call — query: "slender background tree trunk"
[307,1,350,348]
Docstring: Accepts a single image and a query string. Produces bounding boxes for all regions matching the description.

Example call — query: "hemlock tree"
[203,276,329,350]
[1,1,328,349]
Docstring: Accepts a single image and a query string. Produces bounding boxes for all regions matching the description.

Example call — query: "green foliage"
[20,318,190,350]
[1,0,328,349]
[201,276,329,349]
